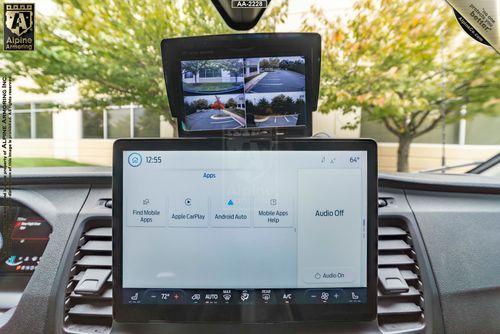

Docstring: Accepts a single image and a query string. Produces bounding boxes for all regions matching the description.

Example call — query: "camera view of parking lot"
[183,94,246,131]
[245,92,305,128]
[181,56,306,131]
[244,57,305,93]
[182,59,244,96]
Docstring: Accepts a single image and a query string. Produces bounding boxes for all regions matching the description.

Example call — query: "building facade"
[10,79,500,171]
[182,68,244,84]
[244,58,260,77]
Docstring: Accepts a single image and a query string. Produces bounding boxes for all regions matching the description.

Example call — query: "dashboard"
[0,201,52,274]
[0,167,499,333]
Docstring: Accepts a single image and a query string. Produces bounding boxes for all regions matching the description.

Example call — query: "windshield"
[1,0,499,175]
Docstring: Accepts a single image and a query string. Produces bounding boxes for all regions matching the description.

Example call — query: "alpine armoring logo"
[3,3,35,51]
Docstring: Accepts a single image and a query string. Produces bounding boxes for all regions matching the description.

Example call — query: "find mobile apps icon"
[128,153,142,167]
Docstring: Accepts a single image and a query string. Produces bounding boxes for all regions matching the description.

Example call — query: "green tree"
[257,98,270,114]
[192,99,209,111]
[303,0,500,172]
[182,60,211,85]
[225,98,237,109]
[221,59,243,83]
[269,57,281,68]
[260,59,271,70]
[271,94,287,114]
[0,0,288,133]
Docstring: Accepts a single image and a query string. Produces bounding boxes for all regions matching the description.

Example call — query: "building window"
[35,112,53,138]
[12,103,54,139]
[134,108,160,137]
[13,112,31,138]
[82,105,160,139]
[199,68,222,78]
[82,109,104,138]
[184,71,194,79]
[107,108,131,139]
[14,103,30,110]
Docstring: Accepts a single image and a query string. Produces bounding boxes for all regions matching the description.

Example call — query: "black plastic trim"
[467,153,500,174]
[379,173,500,194]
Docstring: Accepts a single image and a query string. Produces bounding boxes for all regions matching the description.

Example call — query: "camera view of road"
[248,70,305,93]
[256,114,299,127]
[185,109,244,130]
[182,57,306,131]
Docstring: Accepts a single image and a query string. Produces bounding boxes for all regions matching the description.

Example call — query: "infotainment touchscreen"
[181,56,306,132]
[113,138,377,323]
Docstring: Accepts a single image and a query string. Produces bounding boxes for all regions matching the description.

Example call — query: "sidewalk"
[244,72,267,92]
[223,109,246,126]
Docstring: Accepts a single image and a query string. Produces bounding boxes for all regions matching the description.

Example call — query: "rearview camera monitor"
[161,33,321,137]
[181,56,306,132]
[113,138,378,323]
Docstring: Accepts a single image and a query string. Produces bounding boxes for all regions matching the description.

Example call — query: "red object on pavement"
[211,95,225,110]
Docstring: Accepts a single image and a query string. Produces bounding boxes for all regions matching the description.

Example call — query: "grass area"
[183,82,242,92]
[12,157,96,168]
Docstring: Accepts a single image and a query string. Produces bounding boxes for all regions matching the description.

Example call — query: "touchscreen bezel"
[161,33,321,137]
[112,138,378,323]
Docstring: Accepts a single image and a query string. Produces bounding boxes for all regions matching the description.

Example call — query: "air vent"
[378,219,425,333]
[64,220,112,334]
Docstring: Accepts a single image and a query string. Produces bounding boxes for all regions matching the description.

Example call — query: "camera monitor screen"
[161,33,321,137]
[181,56,306,132]
[113,138,377,323]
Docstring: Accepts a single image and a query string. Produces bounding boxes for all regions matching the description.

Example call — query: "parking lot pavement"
[185,109,244,130]
[256,114,299,127]
[248,70,305,93]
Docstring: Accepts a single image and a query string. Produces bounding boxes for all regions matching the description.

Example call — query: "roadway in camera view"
[248,70,305,93]
[185,109,243,130]
[257,114,299,127]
